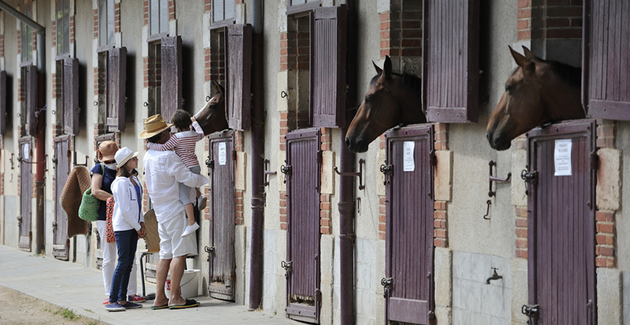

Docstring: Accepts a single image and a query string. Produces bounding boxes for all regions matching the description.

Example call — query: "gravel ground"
[0,286,103,325]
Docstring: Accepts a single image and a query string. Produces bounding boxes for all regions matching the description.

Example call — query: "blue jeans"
[109,229,138,303]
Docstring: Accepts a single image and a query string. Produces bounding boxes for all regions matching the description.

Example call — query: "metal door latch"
[521,304,539,321]
[381,277,393,297]
[281,261,292,278]
[204,246,215,262]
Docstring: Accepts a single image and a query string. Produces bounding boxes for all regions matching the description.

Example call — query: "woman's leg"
[119,230,139,302]
[98,221,116,297]
[109,231,127,303]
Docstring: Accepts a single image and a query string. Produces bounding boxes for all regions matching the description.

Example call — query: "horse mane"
[531,57,581,88]
[371,71,422,93]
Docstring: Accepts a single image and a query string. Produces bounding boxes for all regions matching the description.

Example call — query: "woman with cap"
[92,141,144,305]
[106,147,147,312]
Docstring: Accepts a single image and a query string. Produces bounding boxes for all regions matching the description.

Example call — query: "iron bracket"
[483,200,492,220]
[9,153,14,170]
[74,154,90,167]
[264,159,276,186]
[18,154,48,173]
[280,164,292,184]
[334,158,365,190]
[488,160,511,197]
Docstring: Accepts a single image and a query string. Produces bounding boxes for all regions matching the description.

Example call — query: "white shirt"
[143,149,208,223]
[111,175,144,231]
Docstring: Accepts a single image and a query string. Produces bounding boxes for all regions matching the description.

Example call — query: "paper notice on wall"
[218,142,227,165]
[23,143,30,161]
[554,139,572,176]
[403,141,415,172]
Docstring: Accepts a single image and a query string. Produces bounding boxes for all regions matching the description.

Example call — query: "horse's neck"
[546,84,585,121]
[399,94,425,124]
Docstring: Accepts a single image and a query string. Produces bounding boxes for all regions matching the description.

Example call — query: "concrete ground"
[0,245,299,325]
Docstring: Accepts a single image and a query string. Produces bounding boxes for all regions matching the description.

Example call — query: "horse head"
[345,56,425,153]
[486,46,585,150]
[194,80,229,135]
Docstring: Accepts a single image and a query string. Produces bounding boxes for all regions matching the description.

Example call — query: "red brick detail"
[379,2,423,59]
[320,128,331,151]
[378,195,386,240]
[434,123,448,151]
[320,194,331,234]
[434,200,448,247]
[595,210,616,267]
[205,0,211,12]
[518,0,582,41]
[596,119,615,149]
[515,205,528,259]
[235,190,244,225]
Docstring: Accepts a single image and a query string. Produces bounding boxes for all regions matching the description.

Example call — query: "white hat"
[115,147,138,168]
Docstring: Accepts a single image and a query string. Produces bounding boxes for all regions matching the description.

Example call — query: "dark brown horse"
[486,46,585,150]
[345,56,426,153]
[194,80,229,135]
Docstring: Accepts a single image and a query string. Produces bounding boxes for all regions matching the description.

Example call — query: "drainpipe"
[248,0,265,311]
[339,0,357,324]
[0,1,46,254]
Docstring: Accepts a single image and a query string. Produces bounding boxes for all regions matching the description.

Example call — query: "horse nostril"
[486,131,492,142]
[345,137,351,148]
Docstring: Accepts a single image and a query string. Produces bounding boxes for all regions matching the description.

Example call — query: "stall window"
[21,0,34,63]
[211,0,235,26]
[149,0,169,36]
[98,0,115,47]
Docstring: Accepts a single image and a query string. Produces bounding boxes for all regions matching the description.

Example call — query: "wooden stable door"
[284,128,321,324]
[53,136,71,260]
[383,124,435,324]
[526,120,597,325]
[207,131,236,301]
[18,137,33,251]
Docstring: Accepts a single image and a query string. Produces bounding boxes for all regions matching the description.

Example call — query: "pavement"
[0,245,299,325]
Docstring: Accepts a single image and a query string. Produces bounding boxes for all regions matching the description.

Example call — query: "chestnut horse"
[486,46,585,150]
[194,80,229,135]
[345,56,426,153]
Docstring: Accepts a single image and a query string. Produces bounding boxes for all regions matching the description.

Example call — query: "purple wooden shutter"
[526,120,597,324]
[311,5,347,128]
[285,128,321,323]
[0,71,6,135]
[583,0,630,120]
[424,0,479,123]
[208,131,236,300]
[107,47,127,132]
[53,135,71,261]
[18,138,33,251]
[161,36,183,123]
[63,57,80,135]
[24,65,38,136]
[384,124,434,325]
[226,24,252,131]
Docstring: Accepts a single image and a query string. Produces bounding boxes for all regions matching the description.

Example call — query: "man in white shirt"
[139,114,209,310]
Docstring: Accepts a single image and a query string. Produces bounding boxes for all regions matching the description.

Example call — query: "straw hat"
[97,141,118,162]
[139,114,172,139]
[115,147,139,168]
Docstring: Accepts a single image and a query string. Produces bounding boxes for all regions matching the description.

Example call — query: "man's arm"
[166,152,209,188]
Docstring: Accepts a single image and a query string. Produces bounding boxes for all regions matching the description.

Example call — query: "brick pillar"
[595,119,617,268]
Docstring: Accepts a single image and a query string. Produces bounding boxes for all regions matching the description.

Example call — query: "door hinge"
[590,152,599,170]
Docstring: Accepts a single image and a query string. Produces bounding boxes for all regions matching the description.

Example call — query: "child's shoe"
[182,222,200,238]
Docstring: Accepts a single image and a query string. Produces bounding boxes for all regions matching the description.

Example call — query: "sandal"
[169,298,200,309]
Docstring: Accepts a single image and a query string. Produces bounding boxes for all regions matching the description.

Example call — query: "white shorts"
[158,211,197,259]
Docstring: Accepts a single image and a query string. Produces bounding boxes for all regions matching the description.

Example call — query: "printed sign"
[218,142,227,165]
[403,141,415,172]
[23,143,30,161]
[554,139,572,176]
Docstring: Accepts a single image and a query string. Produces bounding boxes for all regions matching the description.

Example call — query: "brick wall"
[433,123,448,248]
[235,131,244,225]
[517,0,582,41]
[379,0,423,58]
[595,119,616,268]
[320,128,331,234]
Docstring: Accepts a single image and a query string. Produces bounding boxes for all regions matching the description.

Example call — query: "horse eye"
[365,96,372,103]
[505,84,513,93]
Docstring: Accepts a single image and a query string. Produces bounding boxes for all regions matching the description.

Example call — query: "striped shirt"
[146,121,204,168]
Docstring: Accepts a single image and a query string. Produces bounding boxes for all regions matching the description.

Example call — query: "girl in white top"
[147,109,206,238]
[106,147,146,312]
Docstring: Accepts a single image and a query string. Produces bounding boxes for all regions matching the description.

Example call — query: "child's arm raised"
[147,133,179,151]
[190,118,205,141]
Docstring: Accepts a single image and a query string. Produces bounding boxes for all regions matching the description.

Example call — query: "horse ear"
[383,55,392,78]
[373,61,383,76]
[509,46,531,68]
[211,80,224,95]
[522,46,535,59]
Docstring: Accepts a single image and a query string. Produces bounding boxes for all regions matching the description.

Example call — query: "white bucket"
[165,269,200,298]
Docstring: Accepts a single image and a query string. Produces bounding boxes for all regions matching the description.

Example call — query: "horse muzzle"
[486,130,511,151]
[345,136,369,153]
